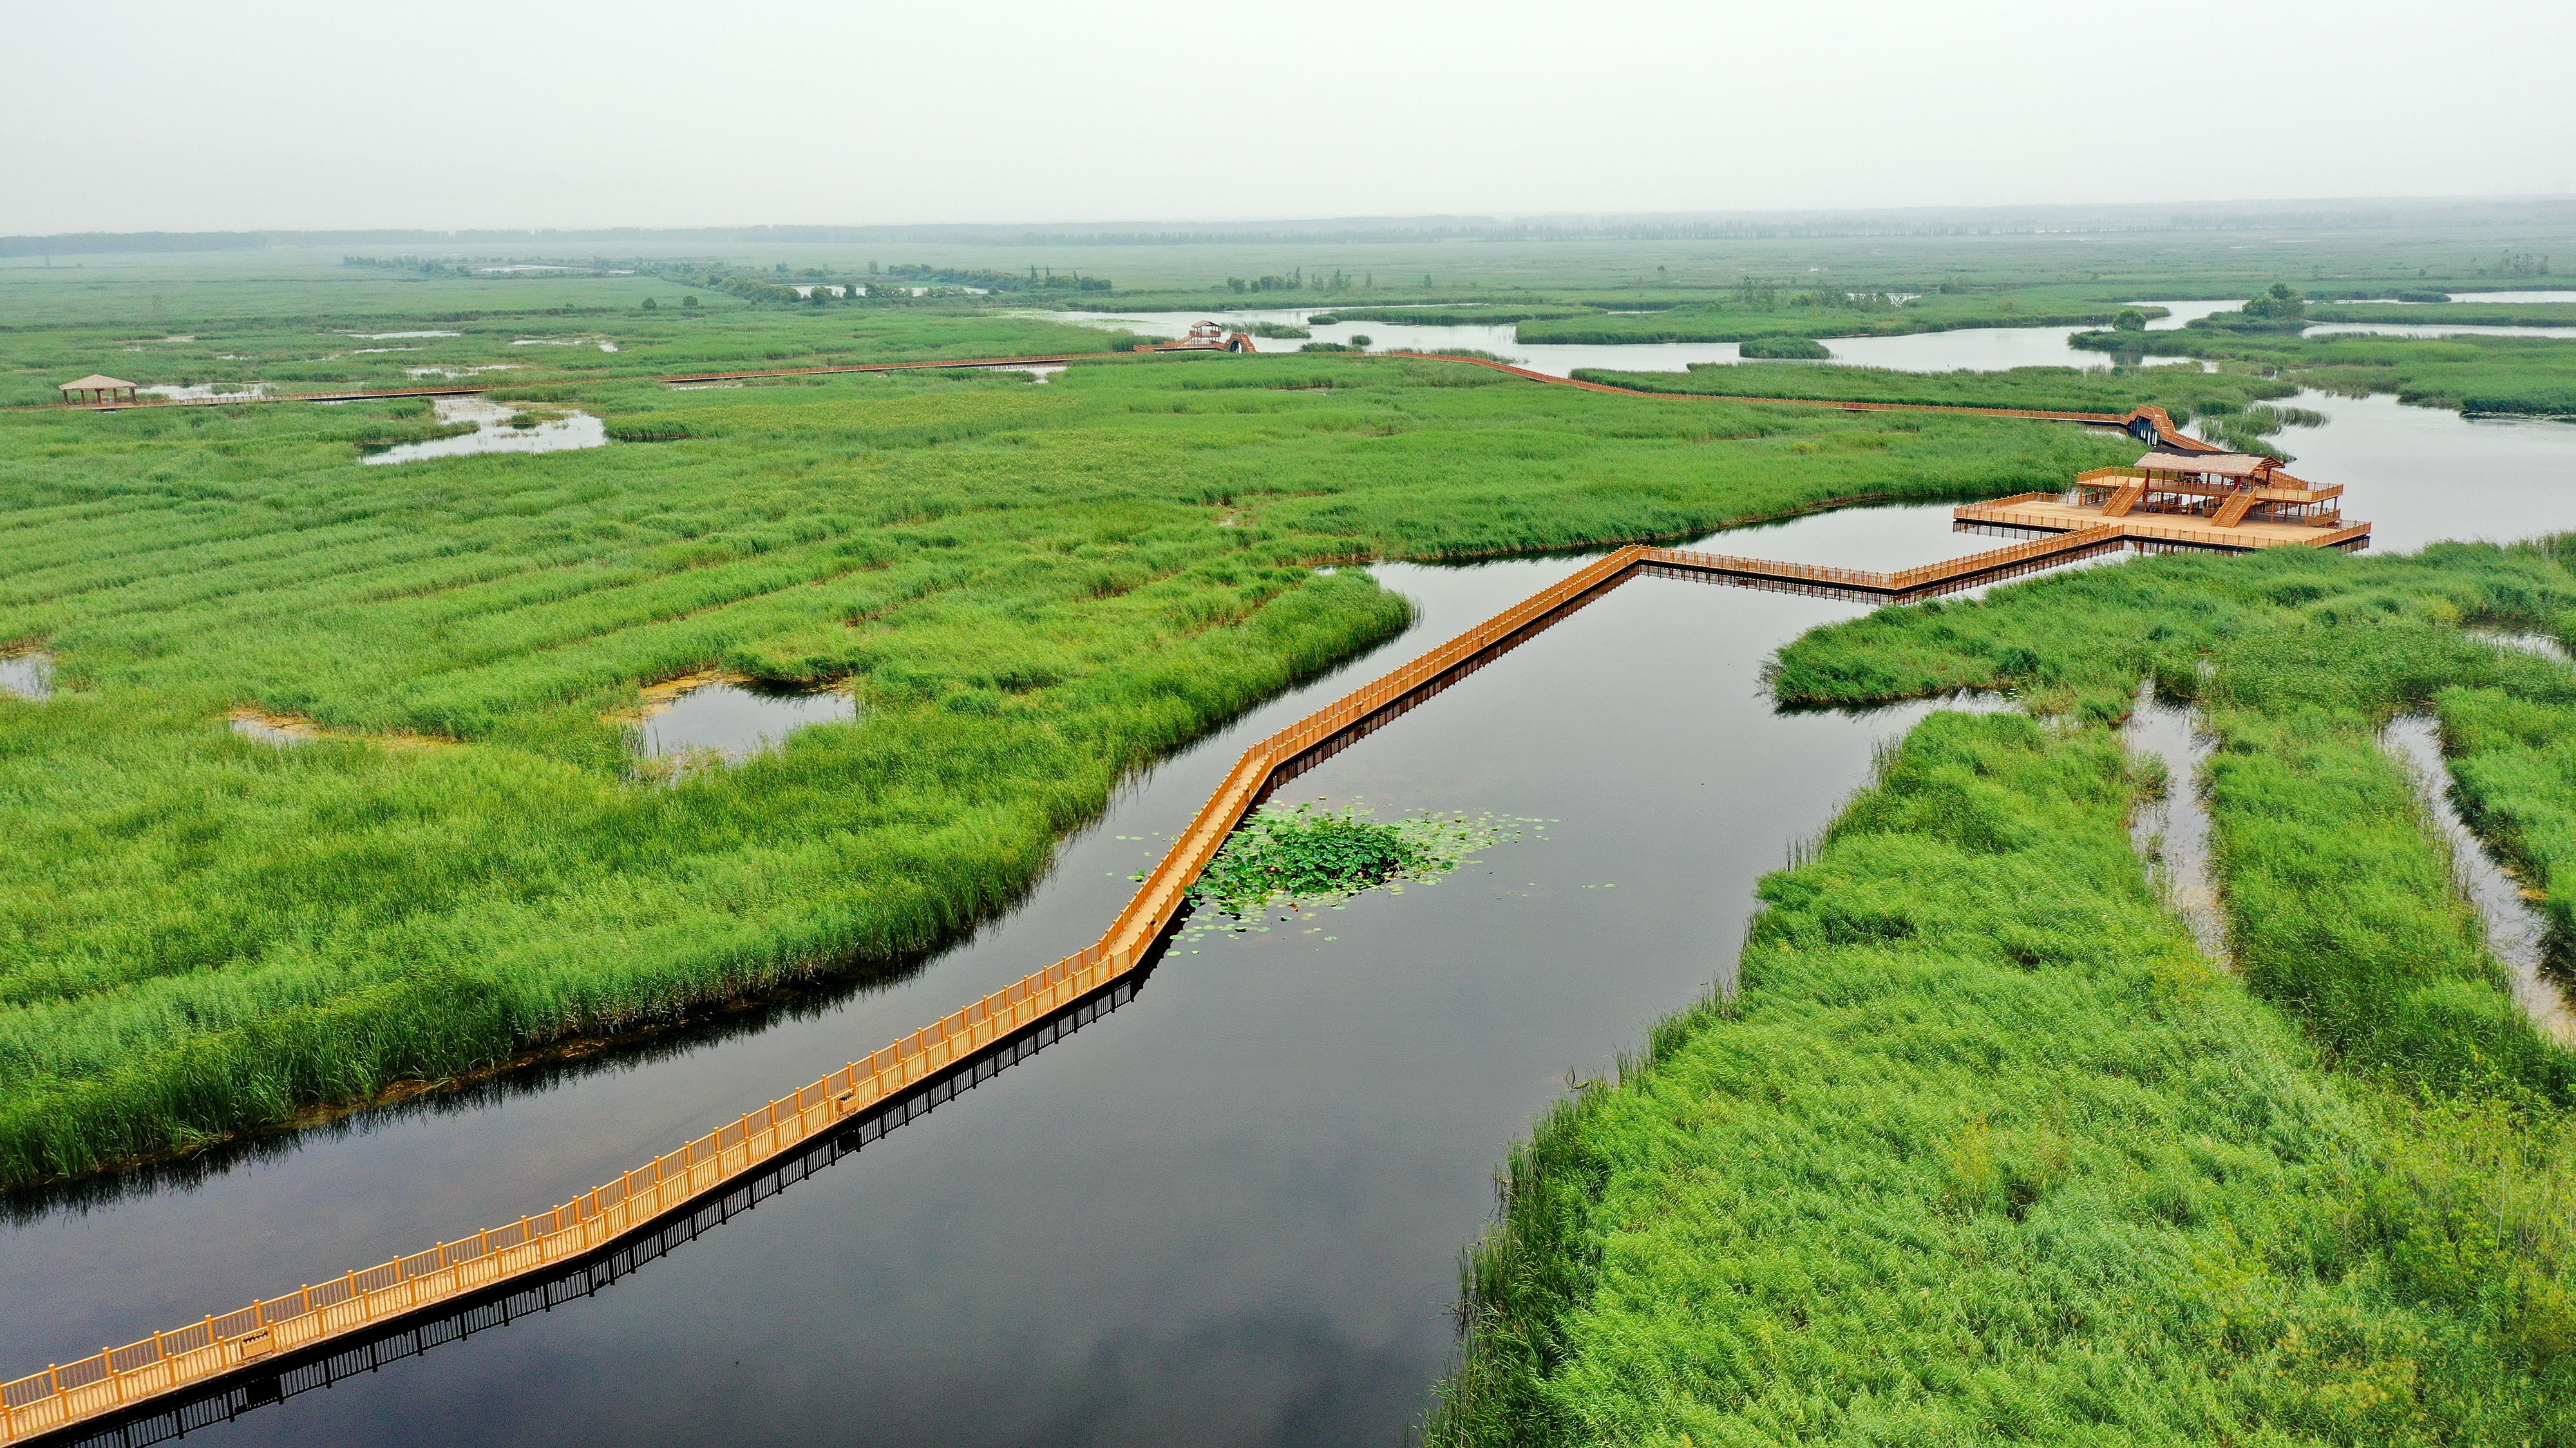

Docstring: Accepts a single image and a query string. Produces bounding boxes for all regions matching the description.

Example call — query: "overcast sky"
[9,0,2572,234]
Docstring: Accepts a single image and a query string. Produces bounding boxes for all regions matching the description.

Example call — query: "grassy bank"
[1572,359,2293,422]
[0,348,2137,1184]
[0,305,1144,409]
[1517,288,2146,346]
[2074,326,2576,417]
[2311,302,2576,328]
[1434,711,2576,1445]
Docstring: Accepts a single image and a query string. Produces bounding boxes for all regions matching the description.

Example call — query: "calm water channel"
[8,318,2576,1446]
[1037,299,2237,377]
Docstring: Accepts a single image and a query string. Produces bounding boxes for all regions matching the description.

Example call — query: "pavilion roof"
[2136,451,2277,478]
[59,374,137,391]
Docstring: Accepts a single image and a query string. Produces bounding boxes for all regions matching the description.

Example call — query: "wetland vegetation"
[12,216,2576,1442]
[1574,359,2297,422]
[0,334,2131,1184]
[2074,294,2576,418]
[1440,543,2576,1444]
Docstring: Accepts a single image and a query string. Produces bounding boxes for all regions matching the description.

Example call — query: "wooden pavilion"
[1952,447,2366,550]
[59,375,140,406]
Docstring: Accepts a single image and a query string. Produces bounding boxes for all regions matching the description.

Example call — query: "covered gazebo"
[59,374,140,406]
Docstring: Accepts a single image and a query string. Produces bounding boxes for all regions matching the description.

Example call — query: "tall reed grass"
[1433,712,2576,1444]
[0,349,2137,1182]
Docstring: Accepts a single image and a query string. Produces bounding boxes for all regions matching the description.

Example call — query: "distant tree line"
[1226,268,1367,294]
[1727,276,1900,312]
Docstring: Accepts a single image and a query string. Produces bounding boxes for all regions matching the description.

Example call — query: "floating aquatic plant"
[1180,801,1533,937]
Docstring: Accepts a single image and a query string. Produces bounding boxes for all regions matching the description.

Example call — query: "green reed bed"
[2309,302,2576,328]
[1769,542,2576,1097]
[1516,288,2142,346]
[0,349,2136,1183]
[1575,359,2293,423]
[1434,711,2576,1446]
[2073,326,2576,417]
[0,303,1143,408]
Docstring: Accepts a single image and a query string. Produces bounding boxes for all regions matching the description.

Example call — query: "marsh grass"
[0,347,2135,1183]
[1580,359,2293,421]
[1432,712,2576,1445]
[2074,327,2576,417]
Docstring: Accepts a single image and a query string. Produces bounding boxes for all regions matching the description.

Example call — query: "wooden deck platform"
[1955,496,2372,552]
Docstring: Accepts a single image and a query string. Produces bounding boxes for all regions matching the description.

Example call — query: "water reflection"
[228,715,313,746]
[0,653,53,701]
[1037,305,2226,378]
[2215,387,2576,551]
[361,397,607,465]
[137,383,269,402]
[2304,323,2576,339]
[634,679,857,767]
[2122,687,2226,959]
[2382,715,2576,1041]
[46,975,1151,1448]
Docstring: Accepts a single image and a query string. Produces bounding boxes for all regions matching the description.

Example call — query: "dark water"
[636,682,857,764]
[10,377,2576,1444]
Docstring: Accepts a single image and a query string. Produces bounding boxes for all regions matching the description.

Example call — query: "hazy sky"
[10,0,2572,234]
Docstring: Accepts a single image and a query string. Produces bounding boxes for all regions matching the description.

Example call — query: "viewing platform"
[1953,449,2371,552]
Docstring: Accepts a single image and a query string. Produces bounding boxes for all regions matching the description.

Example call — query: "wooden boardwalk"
[2,345,2375,1444]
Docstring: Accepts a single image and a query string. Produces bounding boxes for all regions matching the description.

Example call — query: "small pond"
[228,715,313,746]
[634,680,857,766]
[0,653,53,701]
[2304,322,2576,340]
[361,397,608,465]
[137,382,270,402]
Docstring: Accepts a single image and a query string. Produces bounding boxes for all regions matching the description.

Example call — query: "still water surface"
[1042,301,2240,377]
[361,397,607,465]
[8,328,2576,1445]
[635,682,857,764]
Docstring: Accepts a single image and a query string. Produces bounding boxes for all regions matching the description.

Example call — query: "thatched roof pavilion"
[59,375,139,405]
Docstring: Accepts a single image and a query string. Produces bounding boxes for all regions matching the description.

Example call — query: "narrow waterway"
[2382,715,2576,1042]
[1038,301,2237,377]
[2121,688,2225,960]
[11,321,2576,1445]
